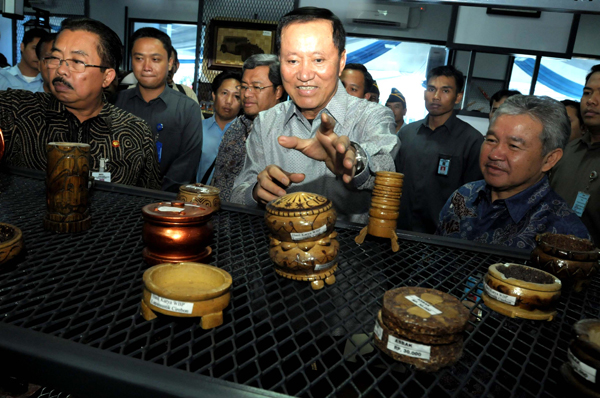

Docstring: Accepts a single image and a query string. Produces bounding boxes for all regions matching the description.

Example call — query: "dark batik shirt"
[211,114,254,201]
[0,89,161,189]
[436,176,591,249]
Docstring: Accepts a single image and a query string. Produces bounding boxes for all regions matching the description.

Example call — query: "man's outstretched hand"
[252,165,305,205]
[278,113,357,184]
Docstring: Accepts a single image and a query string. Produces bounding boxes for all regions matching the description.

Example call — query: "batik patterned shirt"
[436,176,591,249]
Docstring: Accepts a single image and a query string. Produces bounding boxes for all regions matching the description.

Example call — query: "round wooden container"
[177,183,221,211]
[0,223,23,267]
[561,319,600,396]
[141,262,232,329]
[141,201,213,265]
[530,233,600,293]
[482,263,561,321]
[265,192,338,290]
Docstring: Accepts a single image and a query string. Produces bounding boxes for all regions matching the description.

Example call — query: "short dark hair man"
[211,54,283,200]
[340,63,373,100]
[438,95,589,249]
[0,18,161,189]
[35,32,57,93]
[0,28,47,92]
[230,7,399,223]
[197,70,241,184]
[368,81,380,103]
[395,65,484,233]
[489,89,521,120]
[385,88,406,134]
[550,64,600,245]
[167,48,200,104]
[115,27,203,192]
[561,99,584,142]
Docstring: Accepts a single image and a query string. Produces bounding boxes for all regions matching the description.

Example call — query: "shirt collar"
[206,115,236,132]
[45,95,110,128]
[421,111,458,133]
[580,131,600,150]
[132,84,168,104]
[284,79,349,129]
[478,176,552,223]
[8,65,42,82]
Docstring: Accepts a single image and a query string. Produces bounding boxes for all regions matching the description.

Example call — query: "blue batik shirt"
[435,176,591,250]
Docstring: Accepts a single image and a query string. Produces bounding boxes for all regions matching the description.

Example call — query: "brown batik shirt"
[0,89,161,189]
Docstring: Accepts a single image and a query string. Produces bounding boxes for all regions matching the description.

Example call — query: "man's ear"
[542,148,563,173]
[455,91,464,105]
[275,85,283,101]
[102,68,116,89]
[212,92,216,102]
[338,50,347,76]
[20,42,25,53]
[364,92,372,101]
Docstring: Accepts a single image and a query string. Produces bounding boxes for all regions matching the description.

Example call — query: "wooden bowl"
[561,319,600,395]
[482,263,561,321]
[141,262,232,329]
[530,233,600,293]
[177,183,221,211]
[0,223,24,267]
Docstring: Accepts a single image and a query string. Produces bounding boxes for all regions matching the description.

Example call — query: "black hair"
[276,7,345,57]
[489,89,521,108]
[60,17,123,70]
[561,99,584,127]
[35,33,57,61]
[171,47,179,62]
[22,28,48,47]
[243,54,282,88]
[585,64,600,86]
[0,53,9,68]
[426,65,465,93]
[344,63,373,93]
[211,70,241,94]
[130,27,173,58]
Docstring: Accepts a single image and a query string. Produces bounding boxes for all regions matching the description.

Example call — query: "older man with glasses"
[0,18,161,189]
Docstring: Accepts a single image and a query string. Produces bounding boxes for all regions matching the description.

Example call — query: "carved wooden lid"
[179,183,220,196]
[266,192,333,217]
[142,201,212,224]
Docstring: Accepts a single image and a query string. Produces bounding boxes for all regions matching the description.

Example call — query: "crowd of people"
[0,7,598,250]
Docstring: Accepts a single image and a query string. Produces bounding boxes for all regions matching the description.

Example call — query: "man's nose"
[297,59,314,82]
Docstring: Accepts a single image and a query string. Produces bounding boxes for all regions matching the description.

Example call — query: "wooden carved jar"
[177,183,221,211]
[141,201,213,265]
[530,233,600,293]
[265,192,338,290]
[561,319,600,397]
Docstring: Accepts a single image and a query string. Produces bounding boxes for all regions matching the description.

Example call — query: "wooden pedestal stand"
[355,172,403,252]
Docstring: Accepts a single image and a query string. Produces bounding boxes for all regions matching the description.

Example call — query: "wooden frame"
[206,19,277,71]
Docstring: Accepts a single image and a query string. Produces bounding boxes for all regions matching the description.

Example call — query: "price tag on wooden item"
[290,224,327,241]
[150,294,194,314]
[405,295,443,315]
[387,335,431,361]
[373,321,383,341]
[569,349,597,383]
[484,283,517,306]
[92,172,111,182]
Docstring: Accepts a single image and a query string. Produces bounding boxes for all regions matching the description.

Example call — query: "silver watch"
[350,141,367,175]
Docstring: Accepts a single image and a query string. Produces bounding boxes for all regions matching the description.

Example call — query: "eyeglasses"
[44,56,110,73]
[238,84,274,93]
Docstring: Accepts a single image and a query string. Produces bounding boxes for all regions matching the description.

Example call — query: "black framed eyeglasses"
[44,56,110,73]
[238,84,274,93]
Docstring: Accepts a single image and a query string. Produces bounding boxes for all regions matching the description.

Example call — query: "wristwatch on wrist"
[350,141,367,175]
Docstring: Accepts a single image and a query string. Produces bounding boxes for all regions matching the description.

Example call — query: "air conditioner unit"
[347,3,411,28]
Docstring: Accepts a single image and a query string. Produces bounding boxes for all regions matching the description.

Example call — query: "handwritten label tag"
[290,224,327,241]
[573,191,590,217]
[374,321,383,341]
[150,294,194,314]
[569,349,597,383]
[157,206,185,213]
[387,335,431,361]
[405,295,443,315]
[92,172,111,182]
[484,283,517,306]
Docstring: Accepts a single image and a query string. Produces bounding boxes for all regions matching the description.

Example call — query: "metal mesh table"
[1,168,599,398]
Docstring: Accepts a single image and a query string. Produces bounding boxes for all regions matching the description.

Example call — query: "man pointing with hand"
[230,7,399,222]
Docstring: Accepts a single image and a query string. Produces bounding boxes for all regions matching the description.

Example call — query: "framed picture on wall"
[206,19,278,70]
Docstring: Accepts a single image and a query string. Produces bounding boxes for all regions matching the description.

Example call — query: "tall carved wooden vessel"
[44,142,91,233]
[265,192,338,290]
[355,171,403,252]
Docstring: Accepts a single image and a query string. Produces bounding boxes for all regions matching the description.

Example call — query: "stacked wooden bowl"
[355,171,404,252]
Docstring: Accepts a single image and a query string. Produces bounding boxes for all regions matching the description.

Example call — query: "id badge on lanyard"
[437,155,451,176]
[573,171,597,217]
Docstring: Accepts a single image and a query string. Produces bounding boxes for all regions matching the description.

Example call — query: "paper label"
[314,258,336,271]
[150,294,194,314]
[92,172,111,182]
[484,282,517,306]
[263,31,272,36]
[573,191,590,217]
[387,335,431,361]
[405,295,443,315]
[290,224,327,241]
[374,321,383,341]
[569,348,597,383]
[157,206,185,213]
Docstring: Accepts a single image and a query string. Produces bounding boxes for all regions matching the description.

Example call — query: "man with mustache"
[395,65,483,234]
[437,95,589,249]
[0,18,161,189]
[230,7,399,223]
[550,64,600,245]
[116,27,203,192]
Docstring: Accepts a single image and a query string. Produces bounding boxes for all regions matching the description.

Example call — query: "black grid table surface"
[0,170,599,398]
